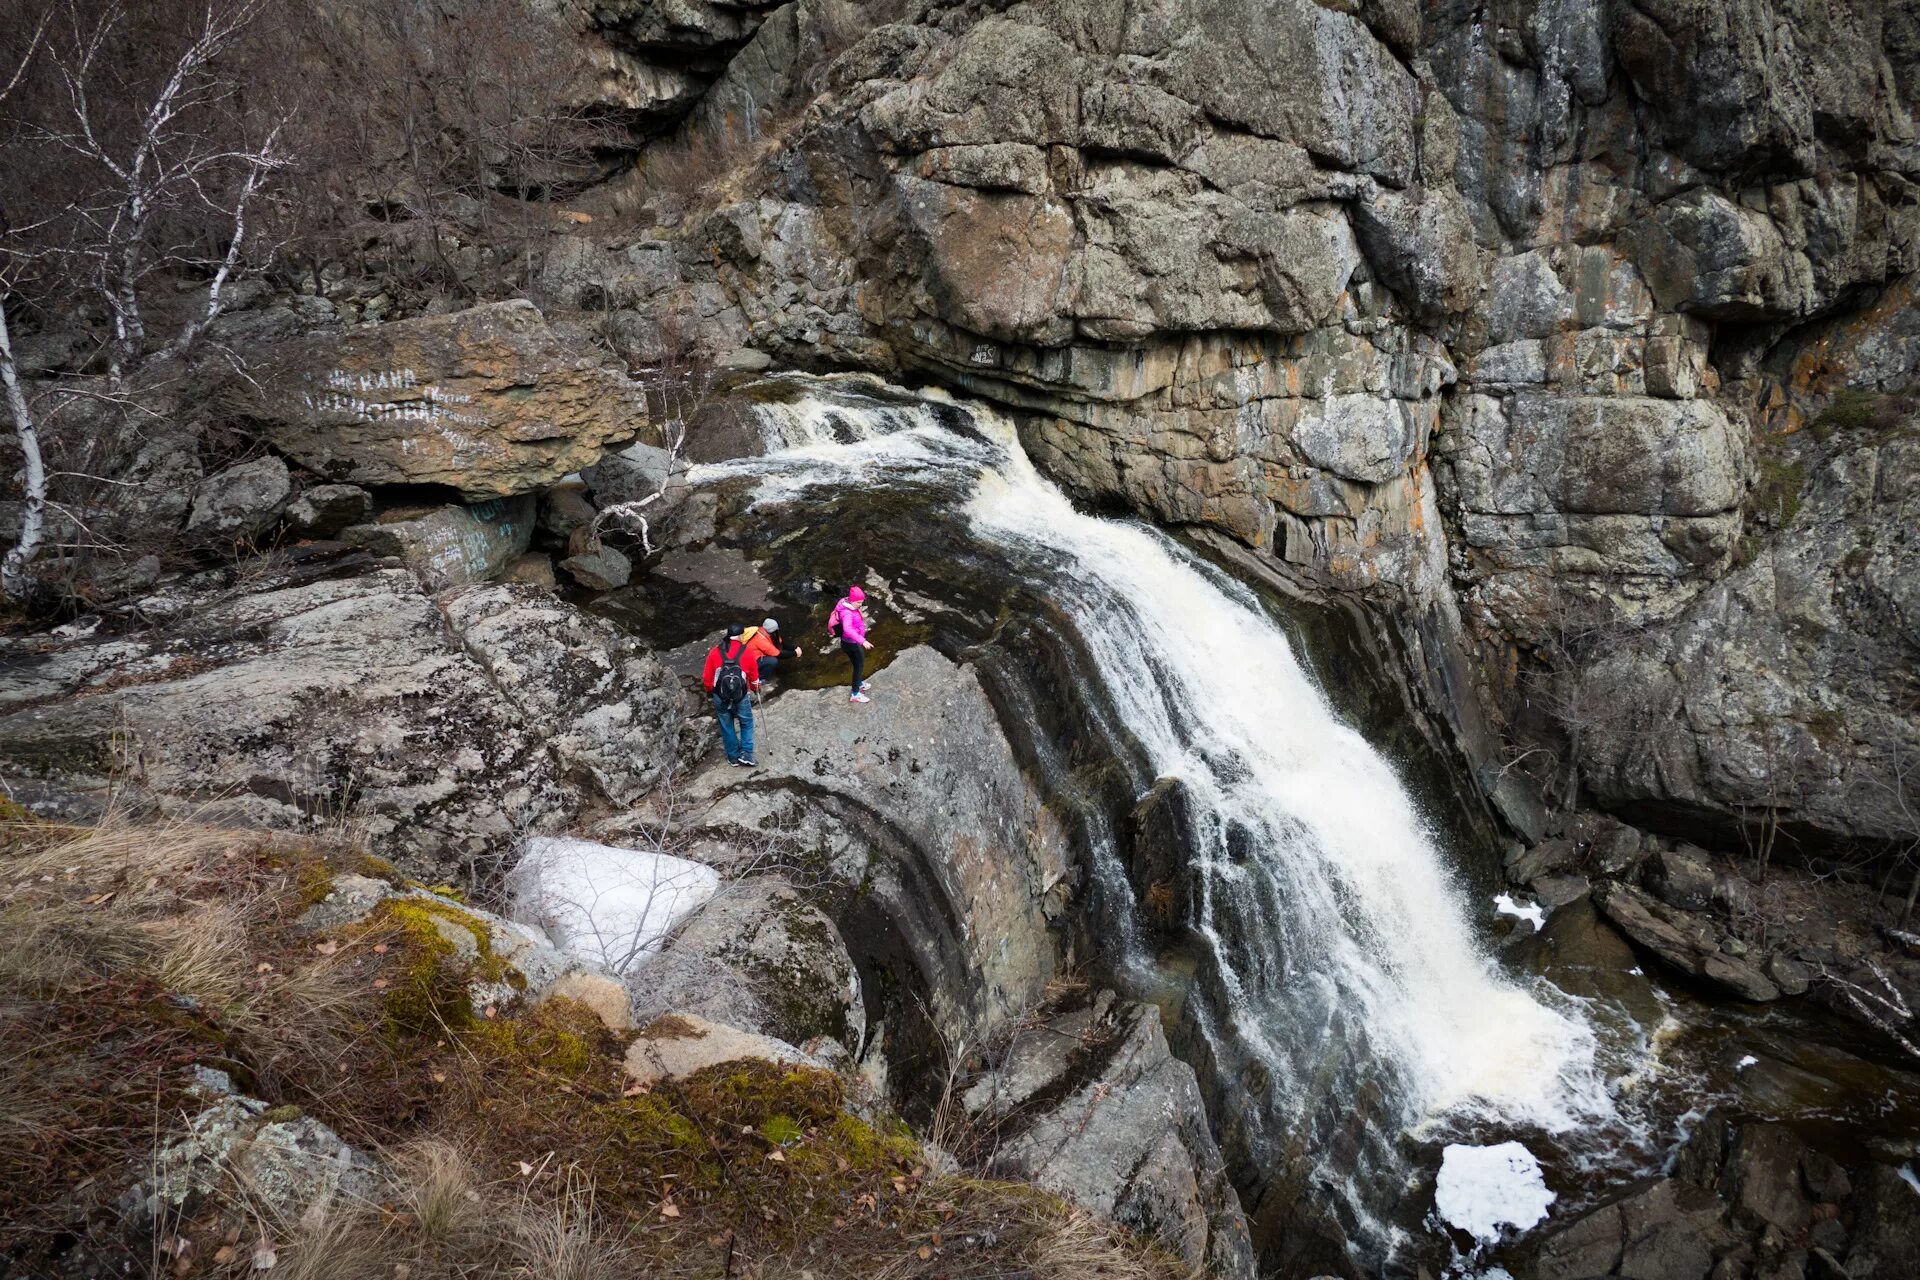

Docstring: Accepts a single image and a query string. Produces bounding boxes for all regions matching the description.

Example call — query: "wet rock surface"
[1523,1115,1920,1280]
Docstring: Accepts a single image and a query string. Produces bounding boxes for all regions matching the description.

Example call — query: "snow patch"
[1494,894,1546,932]
[1436,1142,1557,1242]
[1735,1055,1759,1071]
[508,836,719,976]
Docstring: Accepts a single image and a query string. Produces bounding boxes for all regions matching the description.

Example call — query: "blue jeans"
[713,692,754,761]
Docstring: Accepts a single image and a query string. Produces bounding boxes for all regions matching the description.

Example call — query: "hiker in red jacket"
[701,624,756,767]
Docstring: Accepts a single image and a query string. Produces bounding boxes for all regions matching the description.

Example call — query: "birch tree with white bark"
[1,15,50,603]
[2,0,287,603]
[34,0,288,382]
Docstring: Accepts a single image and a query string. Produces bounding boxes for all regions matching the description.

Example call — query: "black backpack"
[714,639,749,707]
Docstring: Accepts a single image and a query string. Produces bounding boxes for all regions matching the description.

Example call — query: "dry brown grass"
[2,810,1193,1280]
[0,810,379,1265]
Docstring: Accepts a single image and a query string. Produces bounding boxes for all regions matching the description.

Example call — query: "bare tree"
[0,299,47,603]
[277,0,621,299]
[31,0,288,380]
[588,314,721,557]
[1,14,51,602]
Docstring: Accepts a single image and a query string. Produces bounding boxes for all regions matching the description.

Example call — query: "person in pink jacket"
[827,586,874,703]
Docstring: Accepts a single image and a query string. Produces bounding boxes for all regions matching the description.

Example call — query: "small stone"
[543,971,634,1032]
[506,553,557,589]
[559,544,633,591]
[1648,848,1717,912]
[1534,874,1592,910]
[1767,953,1813,997]
[540,485,597,540]
[718,347,774,373]
[1508,837,1581,885]
[284,484,374,539]
[187,456,293,541]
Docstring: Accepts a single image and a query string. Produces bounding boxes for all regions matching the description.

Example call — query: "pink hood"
[831,596,868,645]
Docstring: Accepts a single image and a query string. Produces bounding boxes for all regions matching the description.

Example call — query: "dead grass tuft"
[2,809,1192,1280]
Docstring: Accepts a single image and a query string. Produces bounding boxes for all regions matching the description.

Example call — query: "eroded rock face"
[963,989,1257,1280]
[230,301,649,498]
[1569,412,1920,846]
[638,644,1077,1043]
[582,0,1920,860]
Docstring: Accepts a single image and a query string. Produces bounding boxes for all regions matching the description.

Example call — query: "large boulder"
[441,583,683,804]
[229,301,649,499]
[628,876,865,1063]
[343,497,536,591]
[0,559,683,879]
[964,990,1256,1280]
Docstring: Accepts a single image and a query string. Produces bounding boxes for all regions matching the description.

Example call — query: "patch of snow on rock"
[1494,893,1546,931]
[1436,1141,1556,1243]
[510,836,720,976]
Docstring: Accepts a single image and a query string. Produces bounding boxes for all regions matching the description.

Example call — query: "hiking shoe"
[734,756,758,768]
[849,692,871,704]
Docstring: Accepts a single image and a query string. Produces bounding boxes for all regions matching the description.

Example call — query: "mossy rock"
[364,896,512,1036]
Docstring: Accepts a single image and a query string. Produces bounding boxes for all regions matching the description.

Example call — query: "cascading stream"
[693,374,1623,1259]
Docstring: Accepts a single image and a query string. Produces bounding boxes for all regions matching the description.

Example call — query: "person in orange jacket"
[739,617,800,688]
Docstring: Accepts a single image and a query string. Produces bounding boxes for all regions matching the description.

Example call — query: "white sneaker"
[849,692,871,704]
[859,680,873,691]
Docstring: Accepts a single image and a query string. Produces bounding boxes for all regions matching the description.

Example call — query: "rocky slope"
[5,2,1920,1278]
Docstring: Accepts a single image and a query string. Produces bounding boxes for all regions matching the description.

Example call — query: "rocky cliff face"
[565,0,1920,860]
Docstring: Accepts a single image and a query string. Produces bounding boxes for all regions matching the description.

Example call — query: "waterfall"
[696,374,1618,1258]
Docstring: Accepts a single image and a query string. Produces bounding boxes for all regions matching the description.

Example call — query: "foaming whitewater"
[702,374,1621,1256]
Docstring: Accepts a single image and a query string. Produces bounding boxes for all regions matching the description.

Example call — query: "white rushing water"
[701,375,1619,1250]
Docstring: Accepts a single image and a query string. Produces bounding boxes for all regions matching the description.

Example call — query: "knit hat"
[847,586,865,602]
[726,622,743,638]
[763,618,779,632]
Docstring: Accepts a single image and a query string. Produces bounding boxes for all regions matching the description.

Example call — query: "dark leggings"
[841,640,865,692]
